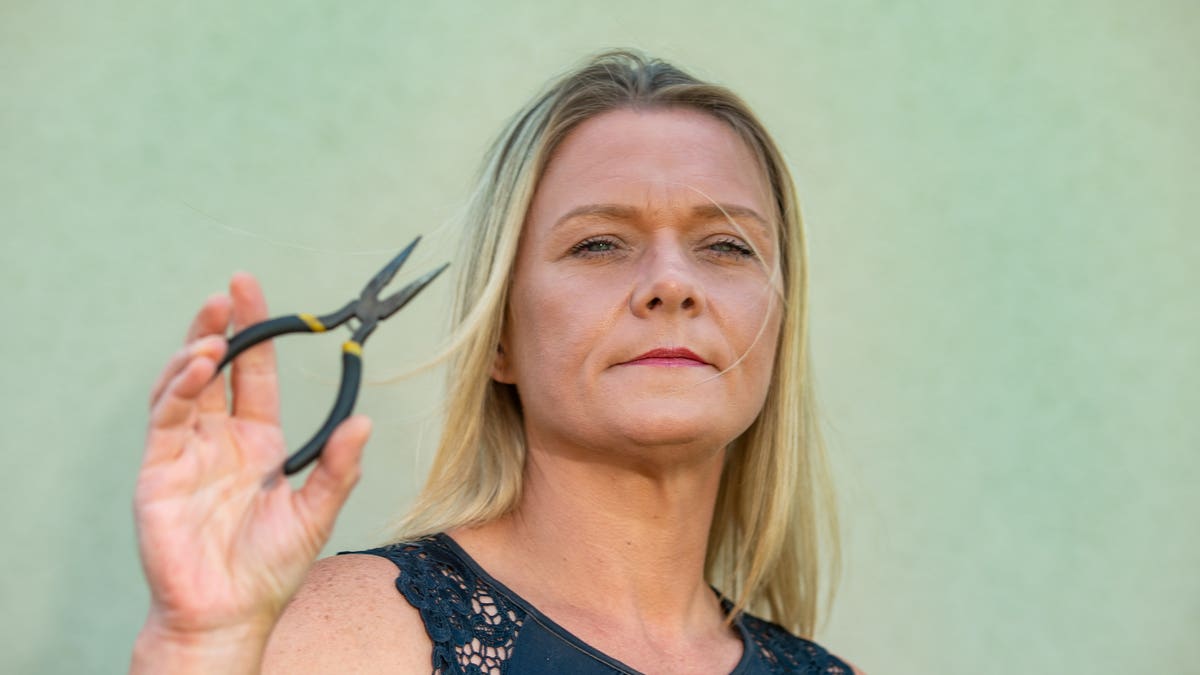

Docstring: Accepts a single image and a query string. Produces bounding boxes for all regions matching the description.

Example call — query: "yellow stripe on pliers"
[343,341,363,357]
[298,313,327,332]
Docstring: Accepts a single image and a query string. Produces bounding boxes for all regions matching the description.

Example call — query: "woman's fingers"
[294,415,370,530]
[228,272,281,425]
[149,296,231,411]
[185,293,233,342]
[149,342,201,410]
[144,350,222,466]
[149,338,226,427]
[188,294,233,415]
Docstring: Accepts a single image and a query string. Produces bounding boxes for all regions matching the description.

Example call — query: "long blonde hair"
[394,49,839,637]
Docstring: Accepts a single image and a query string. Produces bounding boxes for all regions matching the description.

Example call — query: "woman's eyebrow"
[553,203,640,229]
[553,203,771,231]
[690,203,771,229]
[691,204,774,246]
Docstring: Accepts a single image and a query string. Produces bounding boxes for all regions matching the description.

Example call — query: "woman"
[132,50,862,674]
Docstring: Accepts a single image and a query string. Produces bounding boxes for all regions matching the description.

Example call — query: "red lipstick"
[621,347,710,367]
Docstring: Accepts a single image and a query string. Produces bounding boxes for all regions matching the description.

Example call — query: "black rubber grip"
[218,315,317,370]
[282,349,362,475]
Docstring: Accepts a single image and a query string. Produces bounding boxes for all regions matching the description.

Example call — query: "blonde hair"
[394,49,839,637]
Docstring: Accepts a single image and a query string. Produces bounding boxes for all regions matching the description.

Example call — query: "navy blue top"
[342,534,852,674]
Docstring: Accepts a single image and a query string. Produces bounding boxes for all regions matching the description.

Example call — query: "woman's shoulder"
[261,550,432,673]
[738,611,866,675]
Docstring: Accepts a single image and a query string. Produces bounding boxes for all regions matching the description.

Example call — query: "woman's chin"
[607,403,746,452]
[522,390,759,461]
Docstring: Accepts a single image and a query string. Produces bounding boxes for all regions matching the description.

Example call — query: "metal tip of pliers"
[379,262,449,320]
[364,236,422,299]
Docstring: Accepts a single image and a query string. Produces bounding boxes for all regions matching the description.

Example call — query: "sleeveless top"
[341,534,852,674]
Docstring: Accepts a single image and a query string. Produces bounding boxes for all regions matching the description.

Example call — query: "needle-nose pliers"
[216,236,447,475]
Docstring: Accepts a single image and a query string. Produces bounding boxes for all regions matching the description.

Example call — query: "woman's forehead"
[532,108,773,221]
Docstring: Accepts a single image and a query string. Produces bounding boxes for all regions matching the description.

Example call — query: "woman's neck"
[451,439,729,638]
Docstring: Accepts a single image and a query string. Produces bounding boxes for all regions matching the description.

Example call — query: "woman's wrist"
[130,615,274,675]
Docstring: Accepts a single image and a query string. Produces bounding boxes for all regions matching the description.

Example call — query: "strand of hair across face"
[670,181,787,390]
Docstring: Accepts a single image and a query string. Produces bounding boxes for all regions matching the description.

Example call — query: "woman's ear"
[491,342,515,384]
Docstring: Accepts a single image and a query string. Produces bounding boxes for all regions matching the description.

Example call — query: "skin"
[132,109,863,674]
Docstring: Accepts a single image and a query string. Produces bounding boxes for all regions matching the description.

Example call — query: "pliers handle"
[218,312,365,475]
[215,237,446,476]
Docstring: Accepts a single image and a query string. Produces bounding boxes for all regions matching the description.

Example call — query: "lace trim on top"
[378,538,525,674]
[355,534,853,675]
[740,612,853,674]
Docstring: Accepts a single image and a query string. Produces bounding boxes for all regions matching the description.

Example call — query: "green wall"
[2,1,1196,672]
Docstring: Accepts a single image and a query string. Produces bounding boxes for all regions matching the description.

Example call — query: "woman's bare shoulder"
[262,553,431,673]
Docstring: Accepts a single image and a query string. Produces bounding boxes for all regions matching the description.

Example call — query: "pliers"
[216,237,448,475]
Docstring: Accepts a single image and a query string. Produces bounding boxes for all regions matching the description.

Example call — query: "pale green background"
[2,1,1196,673]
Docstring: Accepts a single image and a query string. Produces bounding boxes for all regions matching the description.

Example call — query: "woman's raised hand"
[131,273,371,673]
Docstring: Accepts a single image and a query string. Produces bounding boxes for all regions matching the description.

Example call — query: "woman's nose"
[630,244,704,317]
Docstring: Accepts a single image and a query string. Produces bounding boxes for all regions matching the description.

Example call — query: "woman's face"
[495,107,783,463]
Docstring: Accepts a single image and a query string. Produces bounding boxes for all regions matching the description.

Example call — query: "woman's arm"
[262,554,431,672]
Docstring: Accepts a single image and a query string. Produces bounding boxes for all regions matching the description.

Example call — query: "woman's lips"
[620,347,710,367]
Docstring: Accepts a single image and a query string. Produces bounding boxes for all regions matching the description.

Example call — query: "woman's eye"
[708,238,756,258]
[569,237,621,256]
